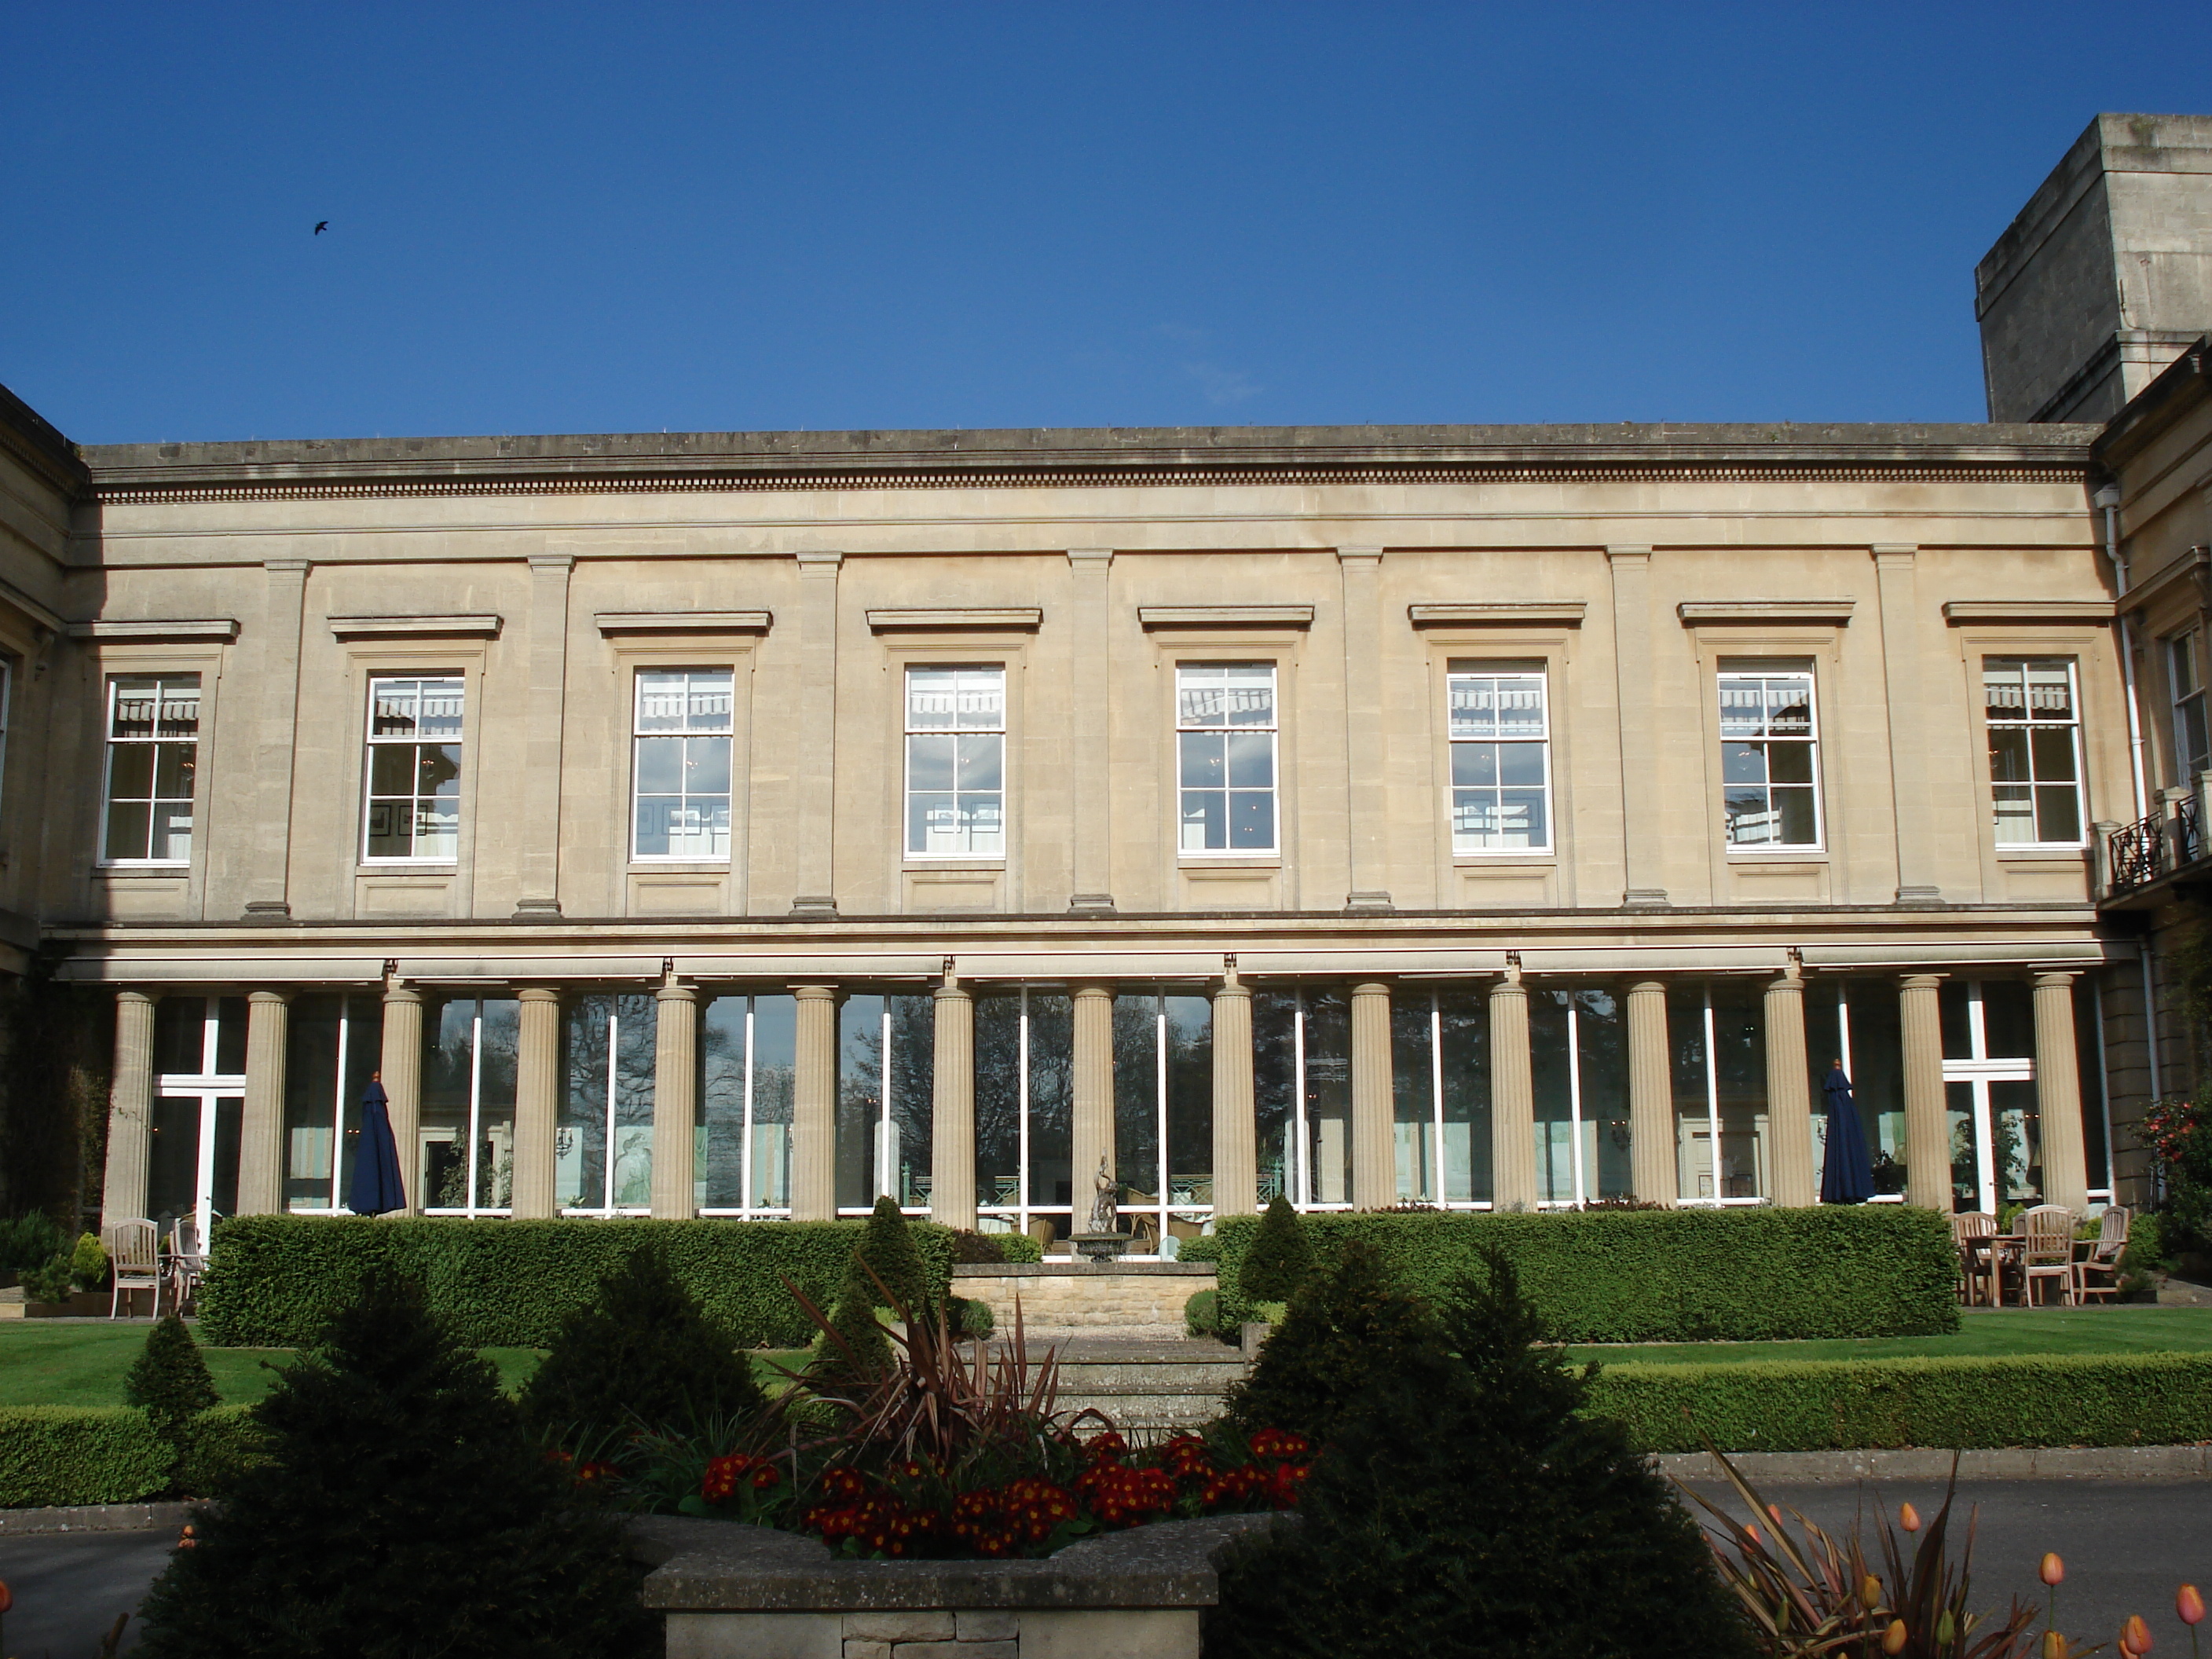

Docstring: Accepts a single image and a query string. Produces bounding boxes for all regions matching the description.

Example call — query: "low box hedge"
[1593,1351,2212,1452]
[199,1216,958,1349]
[1209,1207,1958,1342]
[0,1404,265,1508]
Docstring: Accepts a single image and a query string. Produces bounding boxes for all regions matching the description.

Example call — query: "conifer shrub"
[1221,1240,1441,1446]
[852,1196,932,1314]
[70,1230,111,1291]
[1238,1195,1312,1302]
[810,1251,895,1386]
[950,1229,1008,1264]
[20,1250,73,1303]
[518,1243,764,1451]
[1209,1252,1756,1659]
[126,1313,222,1491]
[136,1270,654,1658]
[0,1210,64,1278]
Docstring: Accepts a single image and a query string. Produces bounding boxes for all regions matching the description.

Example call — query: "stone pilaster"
[510,987,563,1218]
[1626,980,1678,1206]
[1607,547,1667,907]
[1066,549,1116,915]
[1210,966,1257,1217]
[2034,971,2091,1212]
[1900,975,1950,1210]
[651,976,700,1218]
[1489,966,1537,1209]
[244,558,309,917]
[515,555,573,917]
[379,980,424,1214]
[101,991,157,1228]
[790,985,839,1218]
[235,991,292,1215]
[1350,980,1395,1207]
[790,552,843,916]
[1764,965,1816,1207]
[1071,983,1115,1218]
[930,969,976,1228]
[1338,548,1392,913]
[1875,547,1941,904]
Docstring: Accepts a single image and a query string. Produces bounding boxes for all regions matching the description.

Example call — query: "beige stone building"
[3,113,2208,1250]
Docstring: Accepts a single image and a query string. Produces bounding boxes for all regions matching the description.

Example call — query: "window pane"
[111,679,159,739]
[368,745,416,794]
[413,803,458,860]
[907,734,955,790]
[1452,744,1496,787]
[1181,792,1225,851]
[152,804,196,862]
[1448,681,1494,739]
[910,793,954,852]
[957,670,1005,731]
[2029,727,2077,782]
[1500,789,1547,845]
[418,746,462,797]
[1225,665,1275,727]
[955,734,1002,791]
[1721,742,1767,785]
[105,800,151,862]
[107,744,154,800]
[1225,731,1273,788]
[687,674,733,732]
[907,669,958,731]
[1767,742,1813,785]
[1177,669,1226,728]
[635,797,676,858]
[153,744,195,800]
[635,736,684,794]
[1496,743,1544,786]
[1179,731,1225,787]
[2034,786,2082,844]
[687,734,731,794]
[1229,791,1274,849]
[636,672,689,732]
[1988,727,2031,783]
[371,682,420,737]
[1776,787,1818,844]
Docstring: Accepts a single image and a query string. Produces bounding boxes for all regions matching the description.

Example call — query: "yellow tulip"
[1883,1618,1909,1655]
[2045,1630,2069,1659]
[1860,1575,1883,1608]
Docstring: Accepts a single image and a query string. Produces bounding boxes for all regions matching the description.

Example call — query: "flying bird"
[313,221,329,235]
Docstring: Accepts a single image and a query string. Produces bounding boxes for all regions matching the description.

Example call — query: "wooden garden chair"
[1950,1210,1998,1306]
[2019,1204,2077,1307]
[102,1218,162,1319]
[2074,1206,2130,1303]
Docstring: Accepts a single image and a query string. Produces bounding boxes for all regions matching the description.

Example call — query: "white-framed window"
[1177,662,1276,853]
[1718,668,1821,848]
[1447,665,1551,851]
[101,674,200,865]
[632,669,734,860]
[2171,632,2209,782]
[1985,657,2085,847]
[362,676,463,862]
[905,666,1005,857]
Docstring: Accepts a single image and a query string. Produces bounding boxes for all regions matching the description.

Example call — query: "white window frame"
[361,675,464,864]
[99,673,201,868]
[1983,657,2086,850]
[903,665,1006,859]
[1716,668,1822,851]
[630,668,735,862]
[1446,665,1552,854]
[2170,631,2209,784]
[1176,662,1279,855]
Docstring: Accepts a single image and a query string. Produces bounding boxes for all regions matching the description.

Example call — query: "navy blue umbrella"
[349,1077,407,1216]
[1819,1062,1874,1204]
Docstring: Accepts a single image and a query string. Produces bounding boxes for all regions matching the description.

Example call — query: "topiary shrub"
[1185,1288,1221,1339]
[811,1251,896,1386]
[852,1196,932,1315]
[954,1296,995,1340]
[1221,1240,1439,1446]
[1208,1252,1756,1659]
[126,1313,219,1489]
[518,1244,764,1450]
[1239,1195,1312,1303]
[135,1270,654,1657]
[70,1231,111,1292]
[950,1229,1008,1265]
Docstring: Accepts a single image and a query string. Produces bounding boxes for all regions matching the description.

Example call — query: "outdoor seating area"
[1951,1206,2131,1309]
[97,1216,209,1320]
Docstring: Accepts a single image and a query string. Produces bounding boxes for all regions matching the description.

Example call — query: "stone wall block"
[843,1613,956,1643]
[1016,1610,1202,1659]
[665,1611,842,1659]
[956,1612,1020,1642]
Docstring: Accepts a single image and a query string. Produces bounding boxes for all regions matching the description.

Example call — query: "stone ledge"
[0,1500,196,1535]
[1657,1444,2212,1483]
[951,1264,1218,1278]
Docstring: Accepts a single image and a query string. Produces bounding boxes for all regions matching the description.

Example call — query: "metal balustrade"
[2107,811,2168,892]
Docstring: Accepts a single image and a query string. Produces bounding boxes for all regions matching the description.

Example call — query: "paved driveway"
[0,1527,172,1654]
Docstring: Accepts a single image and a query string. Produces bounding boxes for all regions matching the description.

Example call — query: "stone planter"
[24,1291,110,1318]
[632,1511,1290,1659]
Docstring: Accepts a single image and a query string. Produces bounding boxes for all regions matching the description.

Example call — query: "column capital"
[1772,961,1805,991]
[1605,544,1653,563]
[795,549,845,571]
[655,979,699,1005]
[1335,544,1384,565]
[526,552,576,572]
[2032,969,2080,989]
[247,988,293,1006]
[382,979,422,1006]
[1066,546,1115,566]
[1899,972,1946,991]
[1071,980,1115,999]
[1350,979,1392,995]
[1870,543,1919,562]
[264,558,312,576]
[1626,978,1668,995]
[115,987,159,1008]
[790,983,837,1002]
[517,984,562,1005]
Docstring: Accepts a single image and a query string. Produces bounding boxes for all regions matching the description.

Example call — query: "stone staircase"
[1021,1336,1251,1436]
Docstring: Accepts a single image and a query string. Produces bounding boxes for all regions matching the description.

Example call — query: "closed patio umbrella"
[349,1073,407,1216]
[1819,1060,1874,1205]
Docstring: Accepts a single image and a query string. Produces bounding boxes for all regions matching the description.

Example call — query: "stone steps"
[1027,1341,1249,1434]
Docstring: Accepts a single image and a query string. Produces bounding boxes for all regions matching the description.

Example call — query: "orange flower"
[2122,1614,2154,1654]
[1883,1617,1909,1654]
[2042,1554,2067,1587]
[2043,1630,2068,1659]
[2181,1586,2206,1628]
[1899,1503,1921,1533]
[1859,1575,1883,1608]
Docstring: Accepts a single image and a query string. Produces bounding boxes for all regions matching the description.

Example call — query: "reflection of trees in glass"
[700,1007,745,1207]
[1112,997,1161,1199]
[836,995,934,1207]
[970,991,1072,1214]
[561,994,656,1210]
[1253,992,1295,1203]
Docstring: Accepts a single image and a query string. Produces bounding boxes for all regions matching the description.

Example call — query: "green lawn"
[0,1324,811,1409]
[1564,1307,2212,1367]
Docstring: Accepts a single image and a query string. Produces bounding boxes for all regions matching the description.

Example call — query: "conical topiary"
[518,1243,764,1450]
[811,1251,895,1386]
[135,1269,654,1657]
[1209,1251,1756,1659]
[1238,1194,1313,1304]
[852,1195,932,1315]
[126,1313,219,1438]
[1221,1238,1440,1446]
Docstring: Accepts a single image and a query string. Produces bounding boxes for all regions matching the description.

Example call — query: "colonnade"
[97,965,2098,1227]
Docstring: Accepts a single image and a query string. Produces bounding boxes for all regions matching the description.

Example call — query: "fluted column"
[651,977,700,1218]
[1071,982,1116,1222]
[1489,967,1536,1209]
[790,985,839,1219]
[1900,975,1950,1211]
[2034,972,2091,1212]
[1765,965,1816,1206]
[1210,965,1257,1216]
[379,980,424,1214]
[1350,981,1395,1207]
[101,991,158,1227]
[931,969,976,1228]
[1626,980,1677,1206]
[236,991,292,1216]
[511,987,562,1218]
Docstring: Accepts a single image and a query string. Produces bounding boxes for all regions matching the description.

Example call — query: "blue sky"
[4,2,2210,444]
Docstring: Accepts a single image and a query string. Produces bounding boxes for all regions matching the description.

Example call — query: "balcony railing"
[2101,775,2212,899]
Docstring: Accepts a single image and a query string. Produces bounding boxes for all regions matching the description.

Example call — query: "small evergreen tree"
[1238,1194,1313,1303]
[1210,1251,1756,1659]
[852,1195,932,1314]
[136,1269,654,1657]
[518,1244,764,1448]
[1221,1240,1439,1445]
[126,1314,219,1437]
[69,1230,111,1291]
[810,1250,895,1386]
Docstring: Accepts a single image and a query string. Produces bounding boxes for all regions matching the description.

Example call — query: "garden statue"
[1086,1153,1119,1235]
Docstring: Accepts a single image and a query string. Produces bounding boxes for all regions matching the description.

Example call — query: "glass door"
[151,997,247,1246]
[1938,982,2038,1214]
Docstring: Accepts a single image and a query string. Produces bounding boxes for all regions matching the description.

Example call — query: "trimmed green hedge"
[1210,1207,1958,1342]
[1594,1352,2212,1452]
[0,1407,172,1506]
[200,1217,956,1349]
[997,1232,1046,1265]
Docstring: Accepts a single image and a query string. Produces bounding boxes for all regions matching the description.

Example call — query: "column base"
[1344,891,1394,914]
[789,895,838,917]
[242,899,291,918]
[1623,888,1670,909]
[1894,885,1946,908]
[513,897,562,918]
[1068,893,1118,917]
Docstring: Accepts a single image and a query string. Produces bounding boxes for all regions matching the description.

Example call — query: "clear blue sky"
[5,2,2209,445]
